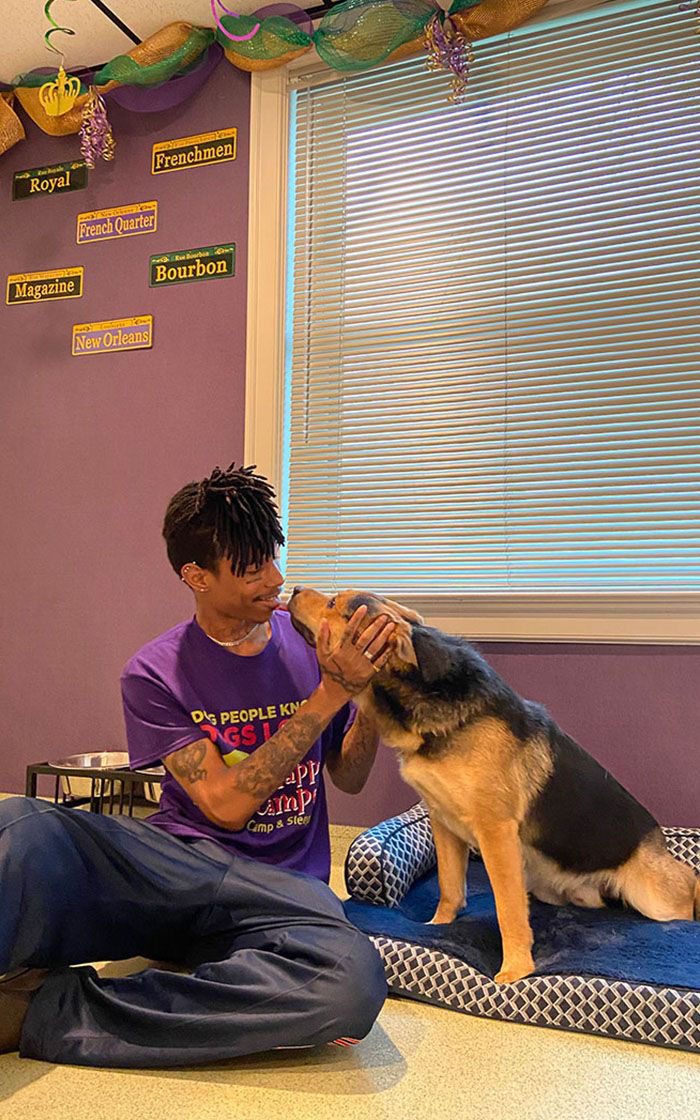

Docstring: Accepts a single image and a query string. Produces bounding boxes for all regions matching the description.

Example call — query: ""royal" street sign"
[12,160,88,201]
[6,266,84,305]
[151,128,237,175]
[72,316,153,356]
[77,201,158,244]
[149,243,235,288]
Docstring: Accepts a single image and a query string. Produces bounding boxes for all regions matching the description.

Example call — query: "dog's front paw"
[428,902,464,925]
[494,957,535,984]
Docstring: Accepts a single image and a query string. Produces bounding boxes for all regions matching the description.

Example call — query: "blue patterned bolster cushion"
[345,803,435,907]
[345,805,700,909]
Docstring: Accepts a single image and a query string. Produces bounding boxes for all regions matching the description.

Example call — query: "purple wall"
[0,63,249,795]
[326,642,700,829]
[1,70,697,833]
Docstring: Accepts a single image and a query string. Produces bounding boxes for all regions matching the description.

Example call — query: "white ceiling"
[2,0,316,84]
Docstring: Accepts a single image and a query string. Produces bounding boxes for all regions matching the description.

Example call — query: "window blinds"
[284,0,700,594]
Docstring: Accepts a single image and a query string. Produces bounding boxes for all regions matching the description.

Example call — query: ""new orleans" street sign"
[72,316,153,356]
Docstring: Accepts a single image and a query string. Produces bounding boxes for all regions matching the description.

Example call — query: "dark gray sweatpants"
[0,796,386,1068]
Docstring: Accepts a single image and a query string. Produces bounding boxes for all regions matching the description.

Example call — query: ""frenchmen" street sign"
[76,201,158,244]
[149,243,235,288]
[6,266,84,305]
[12,160,88,201]
[72,316,153,356]
[151,128,237,174]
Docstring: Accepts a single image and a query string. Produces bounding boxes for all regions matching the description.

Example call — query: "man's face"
[206,553,284,621]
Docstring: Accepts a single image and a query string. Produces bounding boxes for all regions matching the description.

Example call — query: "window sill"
[392,594,700,645]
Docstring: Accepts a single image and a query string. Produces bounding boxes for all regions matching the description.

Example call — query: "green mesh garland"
[10,0,487,100]
[94,27,214,87]
[213,0,483,70]
[314,0,432,71]
[314,0,482,72]
[215,14,312,61]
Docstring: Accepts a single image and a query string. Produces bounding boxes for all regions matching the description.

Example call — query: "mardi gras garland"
[0,0,551,158]
[12,0,696,162]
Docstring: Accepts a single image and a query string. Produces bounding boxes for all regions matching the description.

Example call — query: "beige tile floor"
[0,811,698,1120]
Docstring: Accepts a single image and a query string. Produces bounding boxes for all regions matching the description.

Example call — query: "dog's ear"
[411,625,454,683]
[391,620,418,668]
[379,596,424,625]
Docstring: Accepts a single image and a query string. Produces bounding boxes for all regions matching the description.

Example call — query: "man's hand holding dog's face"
[317,605,395,704]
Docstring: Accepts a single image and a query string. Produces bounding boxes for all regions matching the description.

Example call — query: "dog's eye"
[328,596,336,609]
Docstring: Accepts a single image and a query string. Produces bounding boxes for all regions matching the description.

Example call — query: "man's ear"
[411,625,454,683]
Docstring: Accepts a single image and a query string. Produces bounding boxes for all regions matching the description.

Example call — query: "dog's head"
[288,588,423,671]
[288,588,460,685]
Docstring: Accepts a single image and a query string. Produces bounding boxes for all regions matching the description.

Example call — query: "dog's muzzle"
[289,613,317,647]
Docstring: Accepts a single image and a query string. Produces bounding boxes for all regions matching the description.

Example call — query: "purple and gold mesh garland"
[79,86,115,167]
[424,11,474,104]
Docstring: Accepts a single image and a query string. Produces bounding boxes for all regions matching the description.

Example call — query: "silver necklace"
[204,622,266,648]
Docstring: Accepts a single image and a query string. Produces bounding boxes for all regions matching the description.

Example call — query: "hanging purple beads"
[79,86,116,168]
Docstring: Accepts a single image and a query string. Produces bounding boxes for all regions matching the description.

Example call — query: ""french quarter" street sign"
[77,201,158,244]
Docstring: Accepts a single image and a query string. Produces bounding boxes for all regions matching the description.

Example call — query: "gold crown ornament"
[39,65,81,116]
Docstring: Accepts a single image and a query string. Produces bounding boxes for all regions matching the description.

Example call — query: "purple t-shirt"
[120,610,350,882]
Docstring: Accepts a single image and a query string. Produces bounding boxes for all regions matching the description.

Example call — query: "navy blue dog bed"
[344,804,700,1052]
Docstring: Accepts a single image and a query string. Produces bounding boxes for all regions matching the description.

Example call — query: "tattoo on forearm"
[322,656,367,696]
[233,713,325,799]
[172,742,208,784]
[333,715,379,787]
[346,722,373,772]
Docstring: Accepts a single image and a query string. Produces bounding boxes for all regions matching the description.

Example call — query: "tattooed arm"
[325,710,380,795]
[164,609,395,831]
[164,701,336,831]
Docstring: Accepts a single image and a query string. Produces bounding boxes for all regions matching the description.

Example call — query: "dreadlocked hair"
[163,464,285,577]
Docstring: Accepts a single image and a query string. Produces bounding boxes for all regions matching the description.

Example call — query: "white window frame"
[244,9,700,645]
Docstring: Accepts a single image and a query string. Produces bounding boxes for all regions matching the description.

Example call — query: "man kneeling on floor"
[0,464,392,1067]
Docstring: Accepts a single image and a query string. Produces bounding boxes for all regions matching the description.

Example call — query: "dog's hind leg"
[523,848,570,906]
[616,831,697,921]
[473,819,535,984]
[523,848,606,909]
[565,882,606,909]
[428,811,469,924]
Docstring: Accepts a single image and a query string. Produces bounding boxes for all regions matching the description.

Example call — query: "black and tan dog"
[289,588,700,984]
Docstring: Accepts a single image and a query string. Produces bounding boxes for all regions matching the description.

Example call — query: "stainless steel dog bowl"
[51,752,131,770]
[49,753,164,804]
